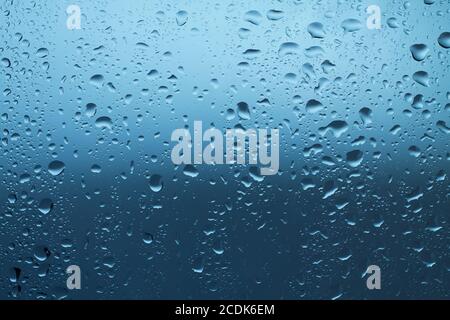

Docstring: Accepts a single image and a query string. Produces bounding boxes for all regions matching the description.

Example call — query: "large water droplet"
[319,120,349,138]
[38,198,53,214]
[436,120,450,134]
[85,103,97,117]
[143,232,154,244]
[278,42,299,57]
[192,257,204,273]
[91,164,102,174]
[307,22,325,38]
[387,17,399,28]
[410,44,429,61]
[244,10,263,25]
[359,107,373,125]
[408,146,421,157]
[149,174,163,192]
[95,116,112,129]
[33,245,51,262]
[237,102,251,120]
[346,150,364,167]
[341,19,362,32]
[438,32,450,48]
[243,49,261,60]
[1,58,11,67]
[89,74,104,87]
[413,71,430,87]
[183,164,199,177]
[36,48,49,58]
[176,10,188,26]
[266,9,284,21]
[305,99,323,113]
[48,160,65,176]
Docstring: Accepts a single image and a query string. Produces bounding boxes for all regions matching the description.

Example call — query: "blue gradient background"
[0,0,449,299]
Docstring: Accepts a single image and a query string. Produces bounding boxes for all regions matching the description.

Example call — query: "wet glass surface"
[0,0,449,299]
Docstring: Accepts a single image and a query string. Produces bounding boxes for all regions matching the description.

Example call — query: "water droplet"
[410,44,429,61]
[243,48,261,59]
[319,120,349,138]
[305,46,324,58]
[38,198,53,215]
[341,19,362,32]
[237,102,251,120]
[192,257,204,273]
[244,10,263,25]
[90,164,102,173]
[438,32,450,48]
[85,103,97,117]
[226,108,235,120]
[307,22,325,38]
[266,9,284,21]
[147,69,159,79]
[36,48,49,58]
[359,107,373,126]
[278,42,299,57]
[149,174,163,192]
[305,99,323,113]
[408,145,421,157]
[103,256,115,268]
[1,58,11,67]
[95,116,112,129]
[136,42,149,49]
[387,17,399,28]
[183,164,199,177]
[9,267,21,283]
[143,232,154,244]
[436,120,450,134]
[213,239,224,255]
[89,74,104,87]
[346,150,363,167]
[176,10,188,26]
[33,245,51,262]
[48,160,65,176]
[8,193,17,204]
[413,71,430,87]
